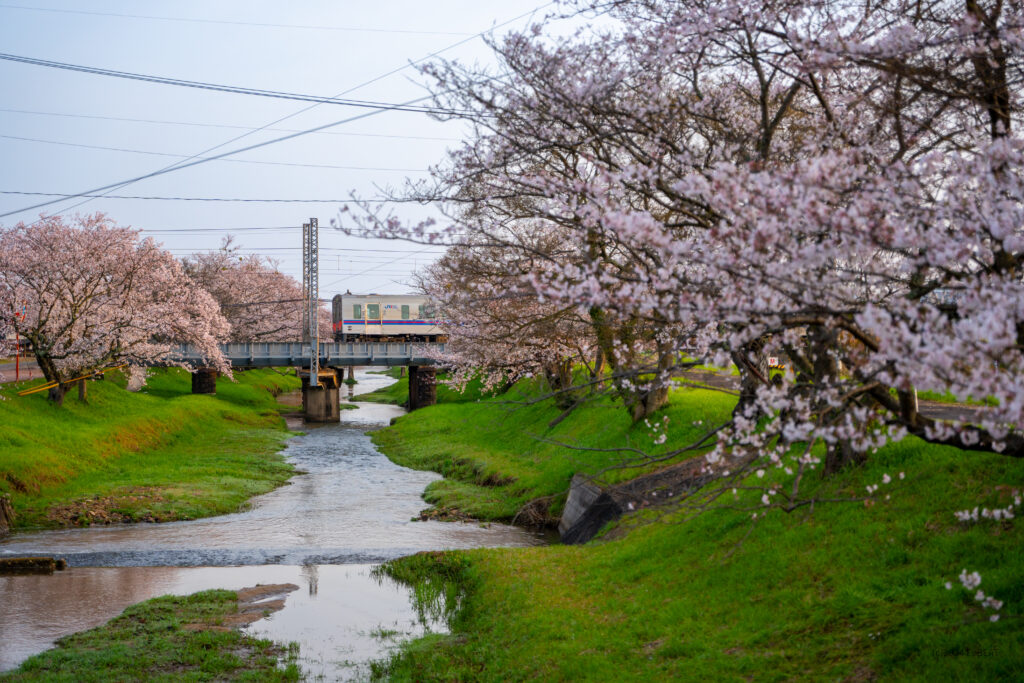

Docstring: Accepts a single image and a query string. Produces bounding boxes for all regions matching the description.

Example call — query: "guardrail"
[169,341,446,368]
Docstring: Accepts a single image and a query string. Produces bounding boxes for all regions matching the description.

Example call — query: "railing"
[169,342,446,368]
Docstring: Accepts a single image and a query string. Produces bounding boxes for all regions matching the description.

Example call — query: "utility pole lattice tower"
[302,217,319,386]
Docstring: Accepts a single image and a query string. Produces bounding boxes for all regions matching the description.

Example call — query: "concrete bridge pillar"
[302,370,340,423]
[191,367,218,394]
[408,365,437,411]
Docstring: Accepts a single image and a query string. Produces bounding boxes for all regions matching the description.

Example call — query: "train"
[331,294,446,342]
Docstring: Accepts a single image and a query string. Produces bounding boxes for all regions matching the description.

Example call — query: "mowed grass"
[0,589,300,682]
[372,382,1024,681]
[357,368,494,406]
[0,368,301,528]
[372,379,735,521]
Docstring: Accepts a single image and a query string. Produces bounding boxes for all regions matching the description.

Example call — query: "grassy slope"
[372,380,736,520]
[0,368,301,528]
[0,590,300,682]
[373,384,1024,681]
[357,368,493,406]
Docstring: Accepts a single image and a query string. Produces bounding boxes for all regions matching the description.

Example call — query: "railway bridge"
[170,341,445,422]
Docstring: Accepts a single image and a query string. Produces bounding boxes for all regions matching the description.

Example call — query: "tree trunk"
[629,383,670,423]
[590,347,606,381]
[544,360,578,410]
[588,305,668,422]
[732,337,770,420]
[824,439,866,475]
[626,339,674,423]
[31,350,69,406]
[48,383,67,406]
[802,323,869,476]
[78,379,87,403]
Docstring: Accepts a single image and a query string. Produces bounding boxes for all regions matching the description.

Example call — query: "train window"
[367,303,380,319]
[353,304,362,319]
[401,305,410,320]
[417,304,425,319]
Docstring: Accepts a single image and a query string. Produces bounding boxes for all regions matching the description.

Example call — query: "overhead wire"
[0,53,475,114]
[0,107,460,141]
[0,4,475,35]
[1,191,370,203]
[0,134,429,171]
[0,1,555,220]
[322,245,441,289]
[0,98,435,219]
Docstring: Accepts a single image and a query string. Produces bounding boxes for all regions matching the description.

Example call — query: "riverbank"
[1,587,301,681]
[372,379,735,523]
[356,367,492,406]
[1,370,542,678]
[0,368,300,530]
[372,380,1024,681]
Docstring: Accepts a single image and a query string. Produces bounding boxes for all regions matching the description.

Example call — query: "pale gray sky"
[0,1,555,296]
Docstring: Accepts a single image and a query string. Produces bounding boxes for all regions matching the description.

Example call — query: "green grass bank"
[371,379,735,522]
[0,589,300,682]
[0,367,301,529]
[371,380,1024,681]
[357,368,493,406]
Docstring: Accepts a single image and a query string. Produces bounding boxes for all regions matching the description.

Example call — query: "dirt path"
[677,370,984,423]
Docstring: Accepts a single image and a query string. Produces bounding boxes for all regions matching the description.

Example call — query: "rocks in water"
[0,556,68,574]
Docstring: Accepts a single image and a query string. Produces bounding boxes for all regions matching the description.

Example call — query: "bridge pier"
[191,367,218,394]
[301,370,340,423]
[408,365,436,411]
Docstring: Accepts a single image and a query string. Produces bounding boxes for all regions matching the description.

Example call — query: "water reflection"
[0,369,542,675]
[1,374,542,567]
[0,564,441,681]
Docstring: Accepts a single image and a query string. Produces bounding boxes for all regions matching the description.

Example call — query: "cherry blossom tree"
[0,214,230,404]
[182,237,331,342]
[346,0,1024,486]
[415,230,598,409]
[546,0,1024,473]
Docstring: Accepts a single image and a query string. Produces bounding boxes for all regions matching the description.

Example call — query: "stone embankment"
[558,458,717,544]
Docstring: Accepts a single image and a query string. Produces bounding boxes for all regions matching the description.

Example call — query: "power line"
[323,246,440,289]
[0,190,364,203]
[176,246,440,255]
[0,97,435,219]
[0,133,428,172]
[4,1,554,220]
[0,52,469,115]
[0,107,460,141]
[0,4,475,36]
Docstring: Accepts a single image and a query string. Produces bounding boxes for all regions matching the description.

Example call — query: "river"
[0,369,545,680]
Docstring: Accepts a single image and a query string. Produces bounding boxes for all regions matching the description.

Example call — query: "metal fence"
[169,342,446,368]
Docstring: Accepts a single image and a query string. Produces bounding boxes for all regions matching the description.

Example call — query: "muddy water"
[0,369,544,678]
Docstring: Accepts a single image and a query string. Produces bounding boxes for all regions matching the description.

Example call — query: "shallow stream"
[0,370,544,679]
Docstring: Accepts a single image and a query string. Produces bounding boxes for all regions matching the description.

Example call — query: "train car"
[331,293,445,342]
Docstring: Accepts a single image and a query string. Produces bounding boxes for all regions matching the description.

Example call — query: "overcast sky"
[0,1,555,297]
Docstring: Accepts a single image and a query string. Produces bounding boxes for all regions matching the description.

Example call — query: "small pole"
[15,338,20,382]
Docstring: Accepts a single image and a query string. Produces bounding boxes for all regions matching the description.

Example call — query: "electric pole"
[302,218,319,387]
